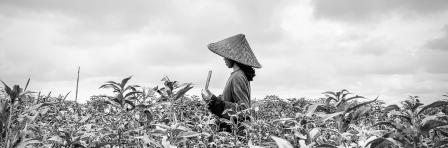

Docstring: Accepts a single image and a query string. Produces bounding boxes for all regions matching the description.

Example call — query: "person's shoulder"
[230,70,244,77]
[230,70,248,82]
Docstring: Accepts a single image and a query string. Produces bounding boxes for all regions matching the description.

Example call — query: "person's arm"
[207,95,226,118]
[207,75,250,118]
[229,76,251,109]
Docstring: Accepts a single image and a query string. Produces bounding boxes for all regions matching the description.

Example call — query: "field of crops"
[1,76,448,148]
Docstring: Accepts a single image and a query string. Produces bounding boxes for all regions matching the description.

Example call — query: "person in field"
[201,34,262,133]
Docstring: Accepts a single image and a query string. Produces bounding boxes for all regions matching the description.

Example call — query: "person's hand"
[201,89,213,102]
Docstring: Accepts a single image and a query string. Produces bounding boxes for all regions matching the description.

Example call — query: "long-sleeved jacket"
[208,69,251,119]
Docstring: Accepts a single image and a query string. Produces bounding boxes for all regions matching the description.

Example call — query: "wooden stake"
[205,70,212,90]
[75,67,80,103]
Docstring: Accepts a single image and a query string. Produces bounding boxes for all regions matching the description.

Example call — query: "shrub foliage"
[1,77,448,148]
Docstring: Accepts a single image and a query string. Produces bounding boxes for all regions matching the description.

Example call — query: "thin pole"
[205,70,212,90]
[75,67,80,104]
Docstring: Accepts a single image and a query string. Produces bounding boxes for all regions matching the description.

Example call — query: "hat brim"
[207,34,262,68]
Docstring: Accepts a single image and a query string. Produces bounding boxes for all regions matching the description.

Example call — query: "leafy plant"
[369,96,448,148]
[2,76,448,148]
[0,79,59,148]
[302,90,378,147]
[99,76,142,111]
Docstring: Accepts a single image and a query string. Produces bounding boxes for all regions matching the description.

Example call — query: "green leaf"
[135,134,161,148]
[308,128,320,140]
[412,102,424,113]
[325,97,337,105]
[12,139,40,148]
[272,118,295,124]
[418,101,448,115]
[315,144,338,148]
[384,105,400,113]
[94,142,119,148]
[341,91,351,99]
[271,136,294,148]
[124,100,136,110]
[79,114,91,123]
[366,137,396,148]
[373,122,398,130]
[1,80,13,99]
[104,81,120,86]
[58,131,71,143]
[161,136,177,148]
[177,131,201,138]
[434,138,448,147]
[336,95,364,108]
[0,81,10,92]
[174,84,193,100]
[344,95,365,102]
[105,100,122,109]
[121,76,132,89]
[125,85,140,92]
[48,135,65,145]
[345,97,377,114]
[23,78,30,91]
[12,85,22,101]
[44,91,51,102]
[124,91,141,99]
[291,131,306,140]
[155,89,169,102]
[420,118,448,134]
[99,84,120,92]
[402,100,413,110]
[248,140,265,148]
[318,111,344,122]
[220,118,234,125]
[299,140,315,148]
[384,138,401,147]
[174,125,191,131]
[153,124,171,130]
[23,102,54,113]
[306,103,323,117]
[62,91,70,101]
[387,110,403,117]
[396,115,412,123]
[350,106,371,121]
[322,91,337,97]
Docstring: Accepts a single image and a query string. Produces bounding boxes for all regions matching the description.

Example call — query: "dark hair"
[234,61,256,81]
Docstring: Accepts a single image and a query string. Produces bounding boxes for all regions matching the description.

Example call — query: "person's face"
[224,58,233,68]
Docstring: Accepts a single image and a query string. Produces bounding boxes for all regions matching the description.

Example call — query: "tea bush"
[1,77,448,148]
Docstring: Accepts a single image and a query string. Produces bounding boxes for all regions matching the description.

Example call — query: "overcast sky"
[1,0,448,104]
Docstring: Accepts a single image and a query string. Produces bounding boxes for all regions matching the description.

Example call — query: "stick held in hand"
[205,70,212,90]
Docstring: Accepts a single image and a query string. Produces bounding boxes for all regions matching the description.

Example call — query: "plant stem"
[5,101,14,148]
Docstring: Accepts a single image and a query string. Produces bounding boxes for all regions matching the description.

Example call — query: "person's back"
[201,34,261,134]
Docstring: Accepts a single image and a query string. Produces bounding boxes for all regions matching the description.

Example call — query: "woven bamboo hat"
[207,34,262,68]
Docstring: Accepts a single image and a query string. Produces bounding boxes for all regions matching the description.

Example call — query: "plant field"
[1,76,448,148]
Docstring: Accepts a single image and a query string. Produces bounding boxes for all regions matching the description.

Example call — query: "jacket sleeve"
[208,95,225,118]
[229,75,251,109]
[207,75,250,119]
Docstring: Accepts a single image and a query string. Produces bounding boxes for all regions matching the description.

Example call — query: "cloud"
[418,25,448,74]
[425,25,448,51]
[0,0,290,101]
[311,0,448,22]
[0,0,289,47]
[419,49,448,74]
[0,0,290,69]
[1,0,448,104]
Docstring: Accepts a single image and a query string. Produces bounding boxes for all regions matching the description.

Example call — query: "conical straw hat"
[207,34,262,68]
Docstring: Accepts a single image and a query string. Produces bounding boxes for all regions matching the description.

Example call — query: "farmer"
[201,34,262,133]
